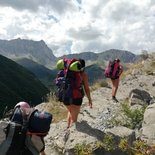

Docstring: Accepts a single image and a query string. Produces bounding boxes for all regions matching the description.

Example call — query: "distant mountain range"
[0,54,49,118]
[0,38,139,90]
[60,49,137,64]
[0,39,137,68]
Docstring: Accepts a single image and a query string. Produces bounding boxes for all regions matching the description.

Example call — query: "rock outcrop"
[43,55,155,155]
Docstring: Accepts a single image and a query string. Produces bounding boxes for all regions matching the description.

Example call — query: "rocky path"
[44,70,155,155]
[44,83,124,155]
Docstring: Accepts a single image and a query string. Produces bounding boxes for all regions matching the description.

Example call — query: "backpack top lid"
[15,101,30,110]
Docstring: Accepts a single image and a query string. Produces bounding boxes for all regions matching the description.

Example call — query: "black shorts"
[63,98,83,106]
[111,76,119,80]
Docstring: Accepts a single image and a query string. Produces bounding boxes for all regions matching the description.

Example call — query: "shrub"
[119,138,155,155]
[74,143,93,155]
[96,133,116,151]
[120,103,146,129]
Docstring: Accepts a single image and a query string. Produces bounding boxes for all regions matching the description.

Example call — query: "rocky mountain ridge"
[0,38,56,68]
[0,39,137,69]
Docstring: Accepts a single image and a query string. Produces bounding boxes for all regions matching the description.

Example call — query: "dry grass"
[90,79,109,91]
[144,61,155,75]
[123,62,144,77]
[42,93,67,123]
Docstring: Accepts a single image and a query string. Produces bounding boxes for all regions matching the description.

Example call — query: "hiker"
[56,58,92,129]
[15,102,47,155]
[66,59,92,128]
[110,59,123,102]
[0,101,52,155]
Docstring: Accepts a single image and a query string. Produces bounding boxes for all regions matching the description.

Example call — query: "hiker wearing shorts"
[110,59,123,103]
[63,59,93,129]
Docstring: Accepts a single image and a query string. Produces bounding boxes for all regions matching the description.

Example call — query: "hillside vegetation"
[16,58,57,89]
[0,54,49,117]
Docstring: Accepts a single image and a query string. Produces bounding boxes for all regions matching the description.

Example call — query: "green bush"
[120,103,146,129]
[96,133,116,151]
[119,138,155,155]
[99,80,109,87]
[74,143,93,155]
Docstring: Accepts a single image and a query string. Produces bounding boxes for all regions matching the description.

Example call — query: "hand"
[88,100,92,108]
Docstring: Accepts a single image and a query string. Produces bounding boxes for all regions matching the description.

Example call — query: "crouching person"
[0,101,52,155]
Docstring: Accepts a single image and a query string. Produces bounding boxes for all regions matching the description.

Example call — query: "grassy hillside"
[16,58,57,89]
[85,64,104,84]
[0,55,49,118]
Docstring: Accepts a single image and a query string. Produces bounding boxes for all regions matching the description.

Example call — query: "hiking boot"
[112,96,119,103]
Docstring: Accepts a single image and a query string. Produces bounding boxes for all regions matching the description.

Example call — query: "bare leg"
[66,105,72,128]
[70,105,80,123]
[40,151,46,155]
[111,78,119,98]
[67,111,72,128]
[65,105,80,128]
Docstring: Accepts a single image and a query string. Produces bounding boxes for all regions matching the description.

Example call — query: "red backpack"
[104,60,120,78]
[55,58,84,102]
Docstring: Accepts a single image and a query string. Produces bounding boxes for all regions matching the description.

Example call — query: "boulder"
[129,89,152,106]
[0,121,8,144]
[141,103,155,145]
[106,126,136,146]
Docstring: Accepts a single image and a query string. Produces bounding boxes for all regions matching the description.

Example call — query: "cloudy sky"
[0,0,155,57]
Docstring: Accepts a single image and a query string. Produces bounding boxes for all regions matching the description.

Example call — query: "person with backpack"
[55,58,92,129]
[110,59,123,102]
[0,101,52,155]
[15,102,47,155]
[104,58,123,102]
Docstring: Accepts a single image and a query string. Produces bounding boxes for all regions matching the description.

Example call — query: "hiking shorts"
[111,76,119,80]
[63,98,83,106]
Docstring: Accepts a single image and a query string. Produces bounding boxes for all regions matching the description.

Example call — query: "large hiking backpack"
[0,106,52,155]
[55,58,84,102]
[104,60,120,79]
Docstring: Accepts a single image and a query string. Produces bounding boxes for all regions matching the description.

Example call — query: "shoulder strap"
[21,108,33,134]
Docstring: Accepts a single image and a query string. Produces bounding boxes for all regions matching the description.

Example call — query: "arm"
[118,64,123,76]
[81,72,92,108]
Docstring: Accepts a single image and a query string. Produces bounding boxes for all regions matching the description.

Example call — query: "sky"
[0,0,155,57]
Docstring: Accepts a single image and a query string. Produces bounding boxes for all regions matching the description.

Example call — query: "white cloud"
[0,0,155,57]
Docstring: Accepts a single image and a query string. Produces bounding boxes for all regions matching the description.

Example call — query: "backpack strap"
[16,108,37,135]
